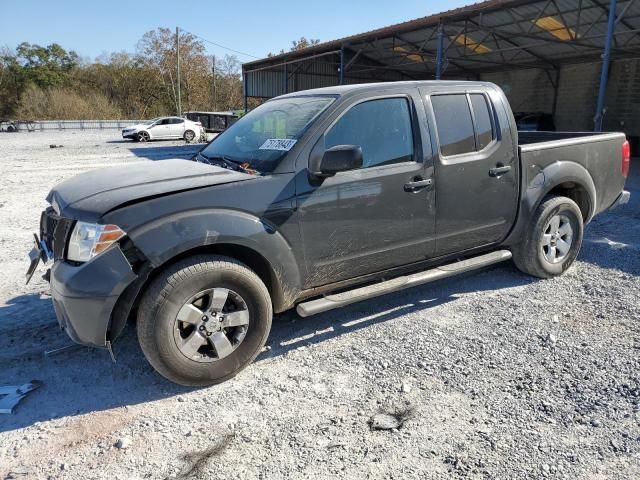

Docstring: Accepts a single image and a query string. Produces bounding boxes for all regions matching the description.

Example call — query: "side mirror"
[317,145,363,176]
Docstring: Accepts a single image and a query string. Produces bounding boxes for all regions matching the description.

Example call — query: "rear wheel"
[184,130,196,143]
[137,255,272,386]
[512,195,583,278]
[137,131,150,142]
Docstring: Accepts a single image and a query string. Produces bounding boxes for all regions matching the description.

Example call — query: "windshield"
[145,117,161,125]
[200,96,334,173]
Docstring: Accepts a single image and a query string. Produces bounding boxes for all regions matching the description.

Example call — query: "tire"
[512,195,583,279]
[184,130,196,143]
[137,255,272,386]
[137,131,150,142]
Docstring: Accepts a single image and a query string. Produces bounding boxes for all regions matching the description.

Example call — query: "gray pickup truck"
[27,81,630,386]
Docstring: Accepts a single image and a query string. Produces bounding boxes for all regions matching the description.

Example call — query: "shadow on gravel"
[259,264,534,362]
[0,291,192,433]
[0,264,532,433]
[579,165,640,276]
[128,144,202,161]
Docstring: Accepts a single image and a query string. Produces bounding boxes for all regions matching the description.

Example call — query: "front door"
[149,118,171,139]
[297,94,436,287]
[421,88,519,256]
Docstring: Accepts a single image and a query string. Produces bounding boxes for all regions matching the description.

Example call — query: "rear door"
[296,91,436,287]
[421,87,518,256]
[170,118,186,137]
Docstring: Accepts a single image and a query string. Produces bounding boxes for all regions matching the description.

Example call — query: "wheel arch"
[138,129,151,140]
[108,241,295,345]
[107,209,302,343]
[503,160,596,246]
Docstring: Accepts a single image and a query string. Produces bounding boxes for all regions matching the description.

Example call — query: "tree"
[0,48,25,117]
[136,27,210,114]
[0,30,246,120]
[211,55,243,111]
[0,43,78,117]
[268,37,321,56]
[16,42,78,87]
[291,37,320,51]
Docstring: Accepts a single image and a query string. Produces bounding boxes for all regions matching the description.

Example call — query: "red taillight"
[622,140,631,178]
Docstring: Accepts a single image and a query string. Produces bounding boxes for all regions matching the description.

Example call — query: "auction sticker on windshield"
[259,139,297,151]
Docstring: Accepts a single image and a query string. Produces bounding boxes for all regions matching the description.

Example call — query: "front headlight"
[67,221,126,262]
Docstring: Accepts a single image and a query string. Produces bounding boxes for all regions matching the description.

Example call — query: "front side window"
[200,95,334,173]
[325,97,414,169]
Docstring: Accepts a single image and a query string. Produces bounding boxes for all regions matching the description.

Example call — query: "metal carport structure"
[242,0,640,132]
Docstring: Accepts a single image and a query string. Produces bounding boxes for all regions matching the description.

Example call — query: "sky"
[0,0,473,62]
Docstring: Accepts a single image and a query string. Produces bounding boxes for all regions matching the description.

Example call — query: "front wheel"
[137,131,150,142]
[512,195,584,278]
[137,255,272,386]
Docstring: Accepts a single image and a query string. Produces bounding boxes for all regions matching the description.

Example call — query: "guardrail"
[36,120,144,130]
[5,120,144,131]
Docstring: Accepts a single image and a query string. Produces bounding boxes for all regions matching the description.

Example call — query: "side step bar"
[296,250,512,317]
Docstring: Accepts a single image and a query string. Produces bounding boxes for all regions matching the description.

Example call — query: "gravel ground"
[1,130,639,480]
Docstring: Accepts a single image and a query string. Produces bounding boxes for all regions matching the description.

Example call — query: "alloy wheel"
[173,288,250,363]
[541,214,573,264]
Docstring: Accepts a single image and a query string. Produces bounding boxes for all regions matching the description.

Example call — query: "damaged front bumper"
[49,245,137,348]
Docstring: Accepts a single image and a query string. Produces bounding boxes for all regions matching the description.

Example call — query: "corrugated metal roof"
[244,0,529,68]
[244,0,640,98]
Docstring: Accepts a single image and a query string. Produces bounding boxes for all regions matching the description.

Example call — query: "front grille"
[40,207,74,260]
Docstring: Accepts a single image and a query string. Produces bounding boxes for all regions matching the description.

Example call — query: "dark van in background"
[184,111,238,133]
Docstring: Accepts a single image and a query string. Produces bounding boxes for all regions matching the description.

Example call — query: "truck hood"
[47,158,254,221]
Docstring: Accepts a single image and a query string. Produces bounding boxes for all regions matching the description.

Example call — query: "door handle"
[489,165,512,177]
[404,177,432,192]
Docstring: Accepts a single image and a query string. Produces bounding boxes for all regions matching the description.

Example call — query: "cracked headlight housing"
[67,222,126,262]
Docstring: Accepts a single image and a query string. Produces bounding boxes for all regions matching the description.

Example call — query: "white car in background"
[122,117,204,143]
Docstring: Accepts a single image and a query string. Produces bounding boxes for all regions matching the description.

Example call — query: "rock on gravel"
[370,413,402,430]
[115,437,132,450]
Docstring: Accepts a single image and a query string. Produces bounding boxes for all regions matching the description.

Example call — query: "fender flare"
[127,208,303,312]
[504,160,596,246]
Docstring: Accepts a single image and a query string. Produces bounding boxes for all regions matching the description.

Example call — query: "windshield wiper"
[197,152,238,170]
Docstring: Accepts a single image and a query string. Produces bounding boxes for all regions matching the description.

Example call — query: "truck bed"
[518,131,627,219]
[518,131,616,146]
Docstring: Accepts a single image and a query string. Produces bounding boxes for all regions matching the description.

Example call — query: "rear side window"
[431,93,496,156]
[431,95,476,156]
[470,94,494,150]
[326,97,414,169]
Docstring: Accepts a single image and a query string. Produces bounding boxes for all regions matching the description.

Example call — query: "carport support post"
[594,0,617,132]
[284,62,288,94]
[435,24,444,80]
[339,46,344,85]
[242,71,248,114]
[176,27,182,117]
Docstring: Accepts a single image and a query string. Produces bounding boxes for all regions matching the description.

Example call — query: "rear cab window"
[430,92,496,157]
